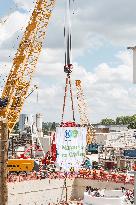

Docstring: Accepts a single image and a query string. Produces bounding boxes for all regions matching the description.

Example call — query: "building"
[95,124,128,132]
[106,130,136,148]
[19,114,33,133]
[95,129,136,170]
[95,133,107,145]
[17,113,52,158]
[19,113,44,137]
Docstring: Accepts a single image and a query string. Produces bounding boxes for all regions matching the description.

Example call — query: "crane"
[0,1,56,204]
[75,80,96,144]
[25,84,38,100]
[0,0,56,133]
[18,144,43,159]
[61,0,75,125]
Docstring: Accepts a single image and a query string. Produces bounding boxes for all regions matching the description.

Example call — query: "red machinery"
[18,135,57,164]
[51,133,57,162]
[132,164,136,171]
[18,144,42,159]
[60,121,79,127]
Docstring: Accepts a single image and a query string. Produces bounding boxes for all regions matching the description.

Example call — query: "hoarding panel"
[56,127,87,171]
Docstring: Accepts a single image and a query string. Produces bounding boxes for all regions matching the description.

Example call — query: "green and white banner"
[56,127,87,171]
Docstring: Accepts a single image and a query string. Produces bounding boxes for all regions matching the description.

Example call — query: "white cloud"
[0,11,28,45]
[1,0,136,51]
[13,0,34,11]
[0,1,136,124]
[20,50,136,123]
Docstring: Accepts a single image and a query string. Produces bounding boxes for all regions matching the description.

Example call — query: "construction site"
[0,0,136,205]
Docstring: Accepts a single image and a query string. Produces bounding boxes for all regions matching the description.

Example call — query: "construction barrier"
[7,170,135,185]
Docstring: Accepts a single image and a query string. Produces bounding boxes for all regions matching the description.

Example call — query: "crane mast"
[0,2,56,204]
[75,80,95,144]
[75,80,89,125]
[0,0,56,132]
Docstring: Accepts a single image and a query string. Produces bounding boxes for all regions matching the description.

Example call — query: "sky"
[0,0,136,123]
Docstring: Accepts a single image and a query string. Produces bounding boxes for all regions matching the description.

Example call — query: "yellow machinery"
[75,80,95,144]
[7,159,34,172]
[0,1,55,203]
[0,0,56,133]
[0,0,56,180]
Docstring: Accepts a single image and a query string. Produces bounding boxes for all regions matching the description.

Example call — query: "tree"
[116,116,124,125]
[42,122,49,135]
[12,122,19,134]
[116,115,135,125]
[100,118,115,126]
[42,122,60,135]
[128,122,136,129]
[99,114,136,129]
[128,115,136,129]
[50,122,56,131]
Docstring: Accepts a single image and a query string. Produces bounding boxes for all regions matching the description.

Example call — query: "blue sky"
[76,43,124,71]
[0,0,136,123]
[1,0,16,16]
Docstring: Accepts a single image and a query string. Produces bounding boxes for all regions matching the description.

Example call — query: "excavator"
[7,144,43,173]
[0,0,56,173]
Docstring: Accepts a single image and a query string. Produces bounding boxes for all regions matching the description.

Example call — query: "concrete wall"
[8,178,75,205]
[74,178,133,200]
[106,130,136,148]
[8,178,133,204]
[84,193,123,205]
[95,133,107,145]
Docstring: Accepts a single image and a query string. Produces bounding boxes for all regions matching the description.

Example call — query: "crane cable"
[64,0,77,66]
[61,0,76,123]
[64,0,71,66]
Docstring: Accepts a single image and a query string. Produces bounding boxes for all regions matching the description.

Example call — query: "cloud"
[20,50,136,123]
[1,0,136,52]
[0,11,28,46]
[13,0,34,11]
[73,0,136,46]
[0,0,106,53]
[0,1,136,124]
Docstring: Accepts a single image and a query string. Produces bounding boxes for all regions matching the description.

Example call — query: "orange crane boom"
[75,80,95,144]
[75,80,89,125]
[0,0,56,132]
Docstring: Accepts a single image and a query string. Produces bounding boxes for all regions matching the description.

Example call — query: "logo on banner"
[64,129,78,140]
